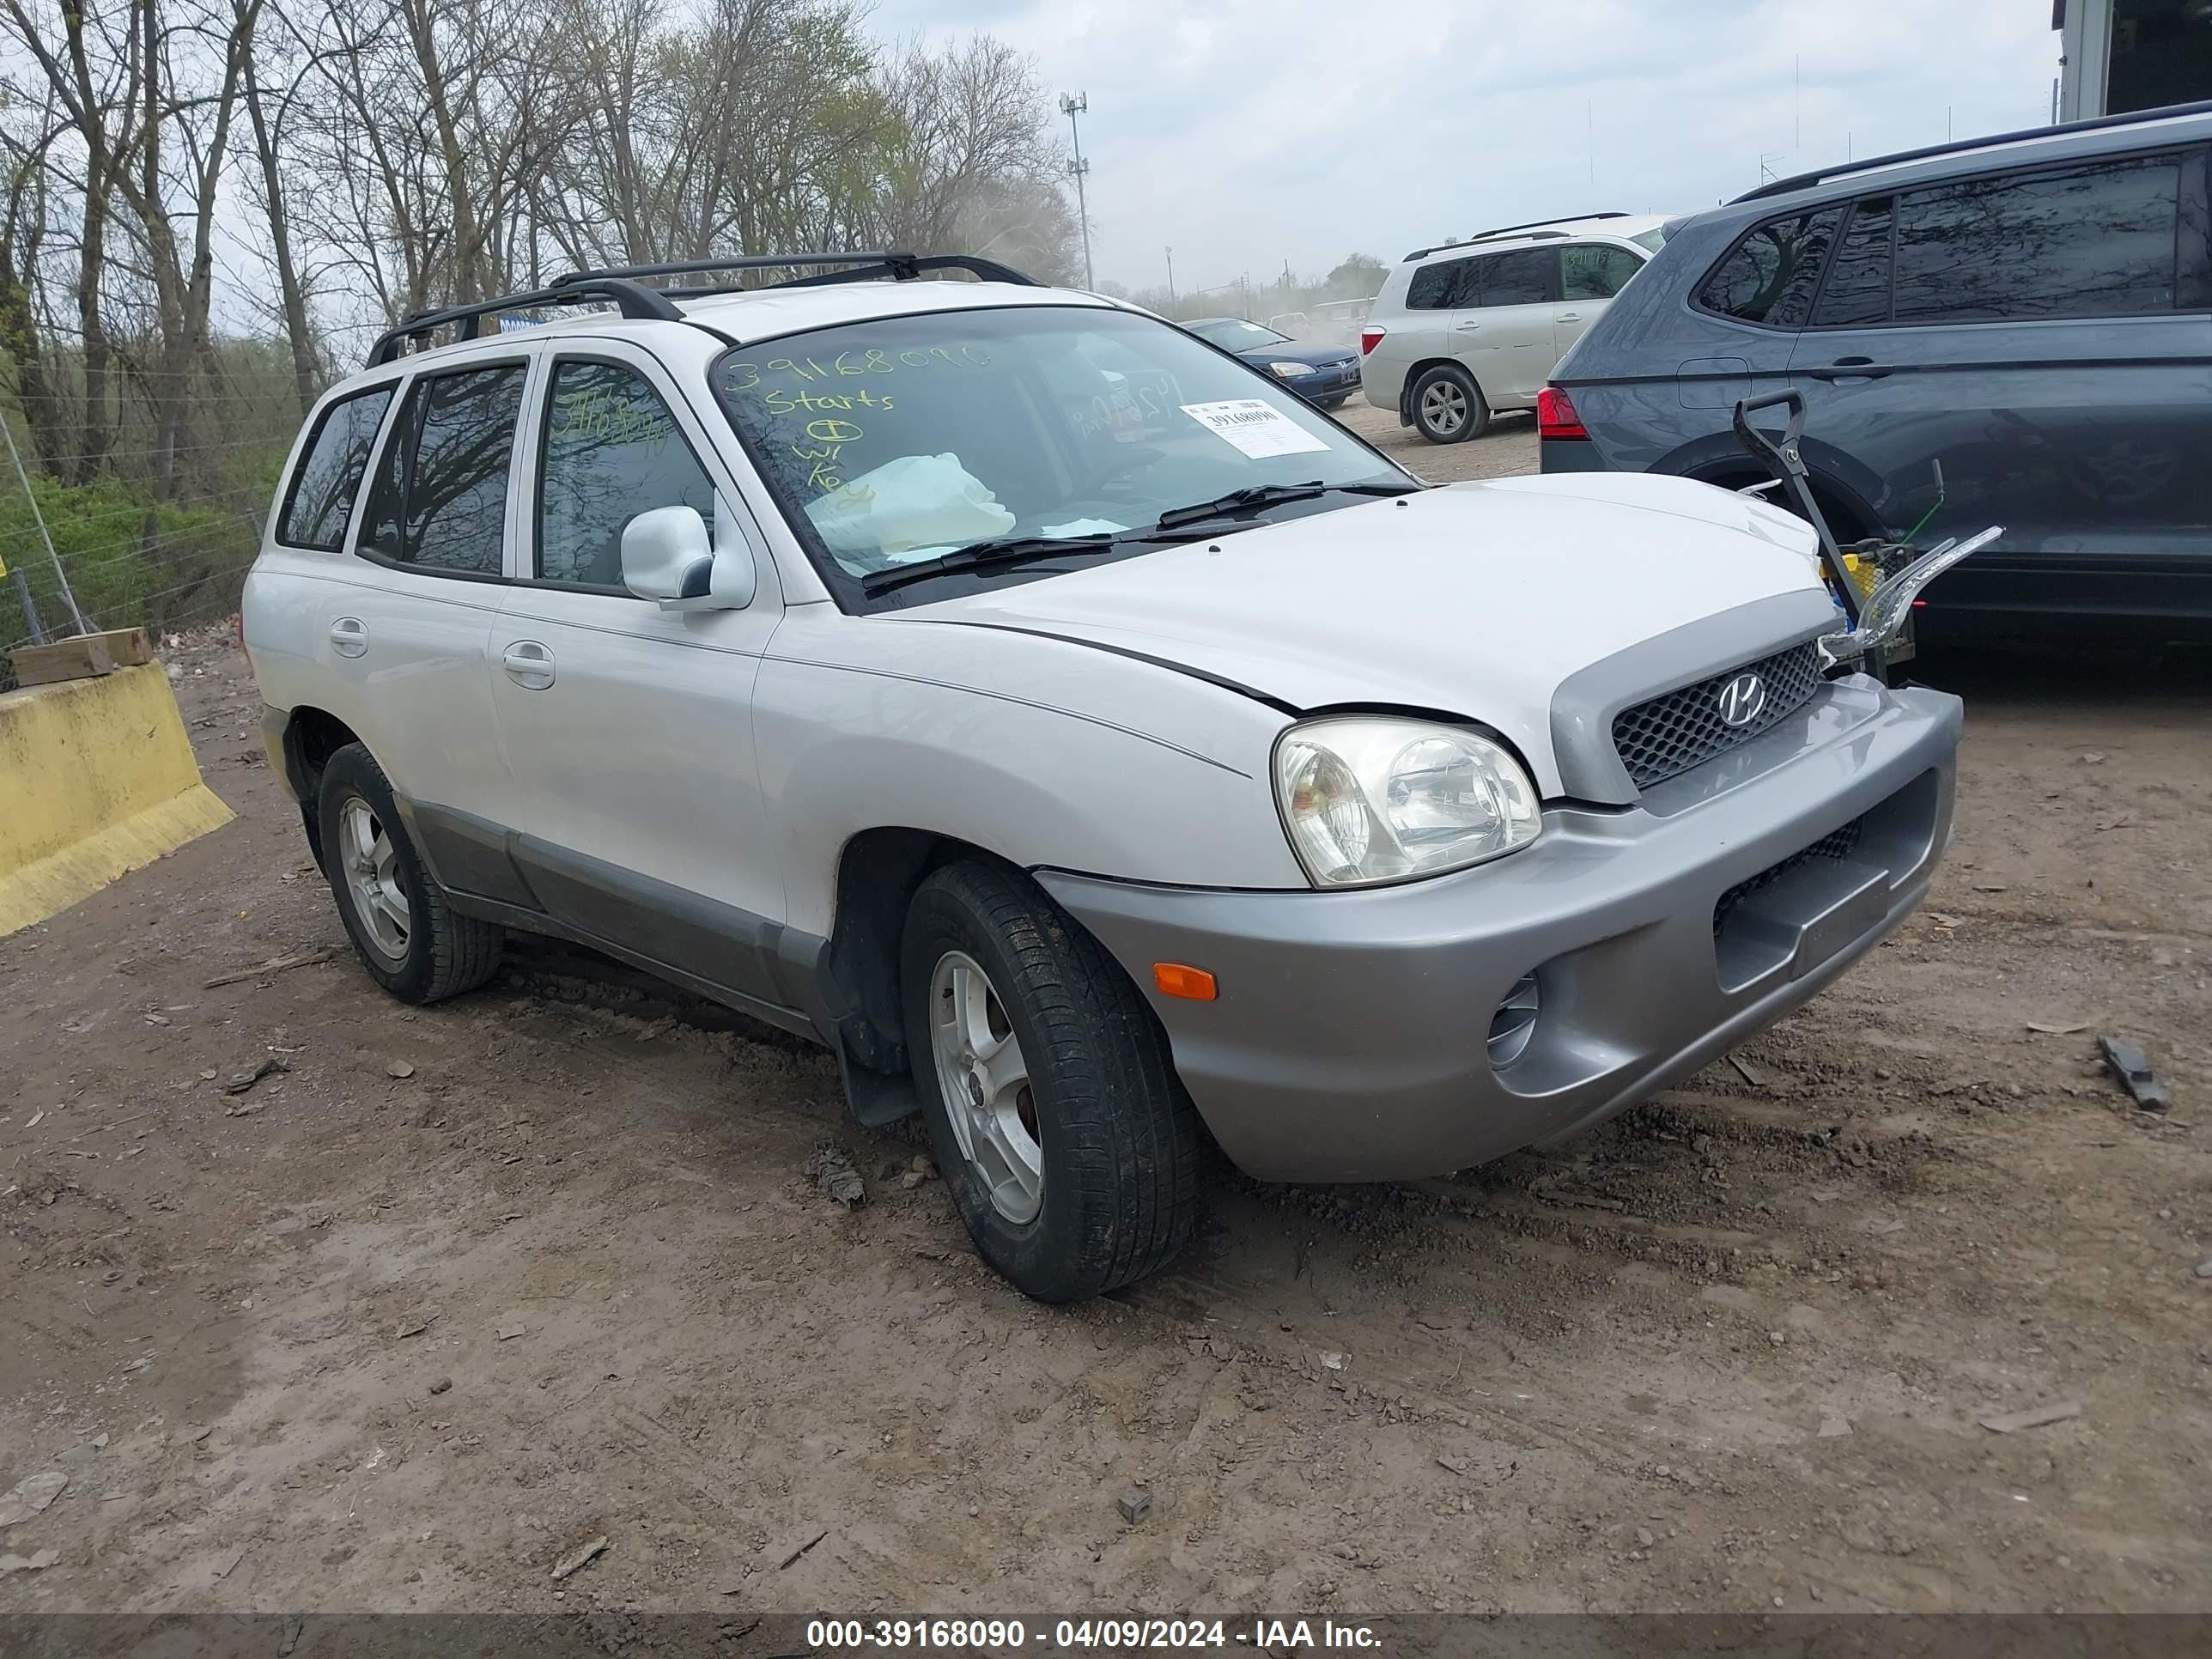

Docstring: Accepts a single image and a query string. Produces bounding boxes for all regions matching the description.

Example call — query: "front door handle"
[1805,357,1893,381]
[1557,311,1583,323]
[501,640,555,690]
[1453,319,1482,331]
[329,617,368,659]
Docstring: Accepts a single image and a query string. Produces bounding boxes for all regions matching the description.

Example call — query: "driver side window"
[537,359,717,588]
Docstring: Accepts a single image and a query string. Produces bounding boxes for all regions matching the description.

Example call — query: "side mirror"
[620,505,756,611]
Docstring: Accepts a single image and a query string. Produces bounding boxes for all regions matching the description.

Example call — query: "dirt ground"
[3,558,2209,1619]
[1336,400,1540,484]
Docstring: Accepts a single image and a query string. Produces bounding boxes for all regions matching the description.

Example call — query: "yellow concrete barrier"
[0,660,235,936]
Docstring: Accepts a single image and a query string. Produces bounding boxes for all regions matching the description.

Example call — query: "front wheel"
[1410,363,1487,443]
[902,858,1203,1302]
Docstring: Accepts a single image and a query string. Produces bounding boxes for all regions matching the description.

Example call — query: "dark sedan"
[1184,318,1361,409]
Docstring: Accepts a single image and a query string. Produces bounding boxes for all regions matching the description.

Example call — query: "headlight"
[1273,717,1540,887]
[1268,361,1316,378]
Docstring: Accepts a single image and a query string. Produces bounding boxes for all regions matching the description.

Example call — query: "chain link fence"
[3,378,293,691]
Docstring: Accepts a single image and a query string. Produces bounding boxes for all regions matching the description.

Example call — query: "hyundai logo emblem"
[1717,672,1768,728]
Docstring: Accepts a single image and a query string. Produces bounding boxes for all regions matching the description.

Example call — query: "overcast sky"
[869,0,2062,294]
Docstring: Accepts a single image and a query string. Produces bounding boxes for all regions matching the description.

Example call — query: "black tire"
[1409,363,1487,444]
[1320,393,1350,410]
[317,742,501,1004]
[901,858,1203,1302]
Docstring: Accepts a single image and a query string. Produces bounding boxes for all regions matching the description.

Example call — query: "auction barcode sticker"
[1179,398,1330,459]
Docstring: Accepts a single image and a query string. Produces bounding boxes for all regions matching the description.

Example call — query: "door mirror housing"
[619,504,756,611]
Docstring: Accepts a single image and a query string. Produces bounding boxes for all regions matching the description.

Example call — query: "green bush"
[1,464,279,659]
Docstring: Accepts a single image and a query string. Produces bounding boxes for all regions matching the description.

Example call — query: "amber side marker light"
[1152,963,1218,1001]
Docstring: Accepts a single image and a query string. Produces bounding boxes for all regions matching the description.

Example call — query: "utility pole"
[1164,246,1176,310]
[1060,93,1094,291]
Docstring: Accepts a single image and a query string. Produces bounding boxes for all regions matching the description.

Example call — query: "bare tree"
[241,2,322,416]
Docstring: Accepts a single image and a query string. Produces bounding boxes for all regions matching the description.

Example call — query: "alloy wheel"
[337,796,410,963]
[928,950,1042,1224]
[1420,379,1468,436]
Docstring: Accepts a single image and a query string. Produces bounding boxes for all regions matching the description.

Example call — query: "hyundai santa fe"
[243,251,1966,1301]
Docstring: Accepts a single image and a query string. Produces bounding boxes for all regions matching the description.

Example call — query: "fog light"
[1487,972,1540,1067]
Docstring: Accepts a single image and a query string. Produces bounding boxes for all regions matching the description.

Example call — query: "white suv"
[244,250,1961,1302]
[1361,212,1669,442]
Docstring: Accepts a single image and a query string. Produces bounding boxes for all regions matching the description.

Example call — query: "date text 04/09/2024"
[1055,1623,1375,1650]
[802,1619,1382,1650]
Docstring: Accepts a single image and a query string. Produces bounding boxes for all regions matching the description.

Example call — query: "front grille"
[1713,816,1864,937]
[1611,641,1824,790]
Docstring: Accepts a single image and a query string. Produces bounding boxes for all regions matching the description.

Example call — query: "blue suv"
[1540,101,2212,641]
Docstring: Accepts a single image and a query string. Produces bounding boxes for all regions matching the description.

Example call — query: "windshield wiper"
[1150,478,1420,532]
[860,533,1115,596]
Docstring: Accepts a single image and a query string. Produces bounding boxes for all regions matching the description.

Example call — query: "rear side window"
[277,386,392,551]
[1890,153,2184,323]
[1477,248,1553,307]
[360,365,527,577]
[537,361,717,587]
[1407,256,1477,309]
[1697,207,1844,327]
[1559,244,1644,301]
[1812,198,1895,326]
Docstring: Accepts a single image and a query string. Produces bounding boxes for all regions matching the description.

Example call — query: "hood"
[908,471,1830,792]
[1234,341,1356,368]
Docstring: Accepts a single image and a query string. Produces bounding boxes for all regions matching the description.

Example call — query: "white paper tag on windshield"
[1179,399,1330,459]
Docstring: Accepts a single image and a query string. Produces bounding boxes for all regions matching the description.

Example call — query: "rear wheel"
[901,858,1203,1302]
[317,743,501,1004]
[1409,363,1487,443]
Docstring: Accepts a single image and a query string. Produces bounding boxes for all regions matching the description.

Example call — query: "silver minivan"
[1359,213,1668,442]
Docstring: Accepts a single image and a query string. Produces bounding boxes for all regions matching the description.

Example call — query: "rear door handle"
[1806,357,1893,380]
[501,640,555,690]
[328,617,368,658]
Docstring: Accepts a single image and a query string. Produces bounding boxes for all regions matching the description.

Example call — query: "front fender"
[754,612,1304,939]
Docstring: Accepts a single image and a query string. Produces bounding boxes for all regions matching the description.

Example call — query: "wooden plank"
[8,628,155,687]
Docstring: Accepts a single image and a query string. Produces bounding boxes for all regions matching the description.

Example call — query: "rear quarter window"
[1406,257,1477,310]
[1695,207,1844,327]
[277,386,394,550]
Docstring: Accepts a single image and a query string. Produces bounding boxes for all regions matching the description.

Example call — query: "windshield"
[1190,318,1290,351]
[710,305,1410,609]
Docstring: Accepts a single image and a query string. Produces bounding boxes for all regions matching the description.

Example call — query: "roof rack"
[1732,96,2212,204]
[1403,211,1628,262]
[551,251,1039,296]
[366,277,684,368]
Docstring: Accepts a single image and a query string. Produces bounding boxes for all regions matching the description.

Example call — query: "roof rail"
[1403,211,1628,262]
[1732,96,2212,204]
[365,277,684,368]
[552,251,1039,295]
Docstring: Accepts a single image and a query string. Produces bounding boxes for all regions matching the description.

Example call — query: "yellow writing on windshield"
[725,342,989,392]
[762,386,896,416]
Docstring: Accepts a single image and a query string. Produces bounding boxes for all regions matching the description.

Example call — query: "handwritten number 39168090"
[725,343,992,492]
[722,343,991,391]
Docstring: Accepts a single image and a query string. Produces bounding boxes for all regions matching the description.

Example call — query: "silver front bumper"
[1041,678,1960,1183]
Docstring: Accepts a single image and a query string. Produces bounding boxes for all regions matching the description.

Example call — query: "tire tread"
[319,743,501,1005]
[908,859,1203,1299]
